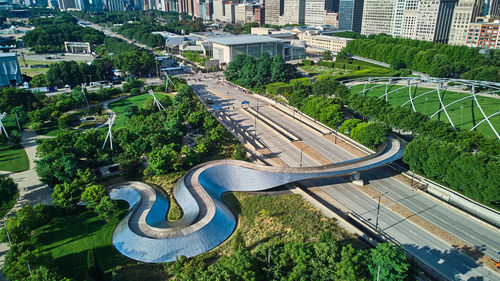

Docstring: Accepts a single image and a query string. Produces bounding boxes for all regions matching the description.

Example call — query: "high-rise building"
[480,0,499,16]
[403,0,456,43]
[325,0,339,12]
[305,0,325,26]
[265,0,283,25]
[224,2,235,23]
[361,0,396,35]
[338,0,364,32]
[235,4,255,24]
[323,10,339,26]
[57,0,77,10]
[108,0,125,11]
[392,0,406,36]
[255,6,265,25]
[212,0,224,21]
[280,0,306,25]
[466,20,499,48]
[448,0,482,45]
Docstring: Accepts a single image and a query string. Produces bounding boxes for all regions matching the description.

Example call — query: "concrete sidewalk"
[0,130,52,280]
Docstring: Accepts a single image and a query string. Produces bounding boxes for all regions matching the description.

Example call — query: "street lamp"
[299,147,304,168]
[1,220,12,246]
[373,192,389,233]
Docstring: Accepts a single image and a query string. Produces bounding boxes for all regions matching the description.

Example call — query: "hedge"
[266,82,293,96]
[334,63,346,69]
[290,78,312,87]
[317,61,335,68]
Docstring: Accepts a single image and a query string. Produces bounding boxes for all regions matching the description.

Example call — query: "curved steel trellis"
[344,77,500,139]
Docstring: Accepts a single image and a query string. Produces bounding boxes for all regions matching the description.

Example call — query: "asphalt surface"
[187,73,500,281]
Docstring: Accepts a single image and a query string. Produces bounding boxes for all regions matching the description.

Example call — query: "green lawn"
[0,144,29,172]
[108,92,174,128]
[350,84,500,139]
[32,204,131,280]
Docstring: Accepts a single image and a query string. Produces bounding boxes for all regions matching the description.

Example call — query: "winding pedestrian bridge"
[110,136,404,263]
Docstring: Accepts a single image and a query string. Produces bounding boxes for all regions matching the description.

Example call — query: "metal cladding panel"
[111,137,404,263]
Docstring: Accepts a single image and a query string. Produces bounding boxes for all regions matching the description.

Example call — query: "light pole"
[410,160,416,187]
[1,220,12,246]
[373,192,388,232]
[299,147,304,168]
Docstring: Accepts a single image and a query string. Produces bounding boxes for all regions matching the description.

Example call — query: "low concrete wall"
[247,88,500,229]
[245,107,300,142]
[390,162,500,228]
[220,81,500,228]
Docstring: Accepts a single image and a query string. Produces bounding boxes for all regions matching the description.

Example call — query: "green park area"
[0,145,29,172]
[31,204,130,280]
[0,116,29,173]
[350,84,500,139]
[108,92,174,128]
[300,58,405,80]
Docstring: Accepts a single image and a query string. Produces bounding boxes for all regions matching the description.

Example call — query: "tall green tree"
[369,243,410,281]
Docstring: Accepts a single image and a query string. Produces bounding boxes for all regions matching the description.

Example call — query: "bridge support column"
[350,172,363,186]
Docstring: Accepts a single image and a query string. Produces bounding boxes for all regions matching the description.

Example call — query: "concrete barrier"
[389,162,500,228]
[244,107,300,142]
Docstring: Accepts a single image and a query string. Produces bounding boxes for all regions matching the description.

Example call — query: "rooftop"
[0,52,16,58]
[208,35,283,46]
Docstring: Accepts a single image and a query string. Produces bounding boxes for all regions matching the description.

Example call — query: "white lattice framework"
[344,77,500,140]
[102,116,114,150]
[148,90,165,111]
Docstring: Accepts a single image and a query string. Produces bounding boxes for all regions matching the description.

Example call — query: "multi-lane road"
[187,73,500,281]
[77,20,500,279]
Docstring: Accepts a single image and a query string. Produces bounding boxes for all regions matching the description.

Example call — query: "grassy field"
[350,84,500,138]
[217,192,363,256]
[108,92,174,128]
[0,144,29,172]
[32,204,131,280]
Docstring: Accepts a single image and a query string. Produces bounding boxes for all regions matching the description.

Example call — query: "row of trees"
[225,53,299,89]
[95,37,156,76]
[404,136,499,208]
[24,14,105,53]
[304,75,499,208]
[168,233,415,281]
[271,70,498,207]
[116,23,166,48]
[31,58,114,87]
[342,34,500,81]
[71,10,205,34]
[71,10,185,25]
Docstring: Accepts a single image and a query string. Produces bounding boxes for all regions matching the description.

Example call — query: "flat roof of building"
[0,52,16,58]
[208,35,283,46]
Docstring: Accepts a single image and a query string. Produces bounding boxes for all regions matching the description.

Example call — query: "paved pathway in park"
[0,130,52,281]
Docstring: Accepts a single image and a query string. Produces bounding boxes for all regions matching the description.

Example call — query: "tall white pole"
[2,221,12,246]
[0,112,9,138]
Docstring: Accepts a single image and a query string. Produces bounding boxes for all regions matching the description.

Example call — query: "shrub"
[302,59,314,66]
[57,114,72,129]
[81,185,107,208]
[94,196,118,220]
